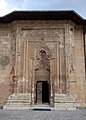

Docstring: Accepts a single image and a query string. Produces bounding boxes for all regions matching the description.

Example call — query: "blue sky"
[0,0,86,18]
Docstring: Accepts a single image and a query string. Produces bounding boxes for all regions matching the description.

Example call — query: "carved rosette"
[0,55,10,69]
[0,43,10,69]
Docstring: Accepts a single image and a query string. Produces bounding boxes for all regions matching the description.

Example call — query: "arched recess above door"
[35,48,50,69]
[35,44,52,59]
[34,46,50,82]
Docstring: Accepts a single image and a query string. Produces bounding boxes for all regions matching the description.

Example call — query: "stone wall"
[0,24,13,107]
[74,26,85,106]
[0,20,85,108]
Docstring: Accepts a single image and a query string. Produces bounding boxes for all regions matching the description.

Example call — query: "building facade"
[0,11,86,109]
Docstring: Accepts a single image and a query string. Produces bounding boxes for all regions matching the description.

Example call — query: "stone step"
[3,93,31,109]
[5,103,30,105]
[8,94,30,99]
[7,99,30,102]
[4,106,30,110]
[30,105,54,111]
[54,93,77,110]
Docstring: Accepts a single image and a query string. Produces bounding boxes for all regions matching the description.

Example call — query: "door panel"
[36,81,49,103]
[36,81,42,103]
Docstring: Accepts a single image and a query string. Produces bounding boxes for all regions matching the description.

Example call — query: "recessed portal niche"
[35,50,50,104]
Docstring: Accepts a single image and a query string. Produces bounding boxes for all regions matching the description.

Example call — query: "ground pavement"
[0,109,86,120]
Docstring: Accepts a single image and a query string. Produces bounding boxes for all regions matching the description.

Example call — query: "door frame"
[36,81,50,104]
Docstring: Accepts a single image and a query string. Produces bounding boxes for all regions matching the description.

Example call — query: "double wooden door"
[36,81,49,103]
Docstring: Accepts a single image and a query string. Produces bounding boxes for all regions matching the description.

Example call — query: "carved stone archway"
[34,49,50,104]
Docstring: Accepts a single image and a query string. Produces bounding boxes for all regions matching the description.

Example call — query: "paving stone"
[0,109,86,120]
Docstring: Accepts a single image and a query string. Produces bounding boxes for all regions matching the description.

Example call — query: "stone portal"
[3,16,85,109]
[35,49,50,104]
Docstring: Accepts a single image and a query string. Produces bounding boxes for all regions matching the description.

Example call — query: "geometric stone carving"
[35,50,50,70]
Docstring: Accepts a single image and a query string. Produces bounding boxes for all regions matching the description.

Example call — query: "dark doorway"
[36,81,49,104]
[42,81,49,103]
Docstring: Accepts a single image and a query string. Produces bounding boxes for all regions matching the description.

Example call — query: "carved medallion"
[0,55,10,68]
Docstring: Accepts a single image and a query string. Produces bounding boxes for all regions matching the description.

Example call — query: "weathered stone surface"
[54,93,77,110]
[3,93,31,109]
[0,19,85,109]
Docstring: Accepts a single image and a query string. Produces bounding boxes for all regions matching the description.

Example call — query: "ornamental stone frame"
[12,27,68,106]
[2,19,86,109]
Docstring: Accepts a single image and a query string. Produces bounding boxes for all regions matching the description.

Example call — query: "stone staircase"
[54,93,78,110]
[3,93,31,109]
[3,93,78,110]
[30,104,54,111]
